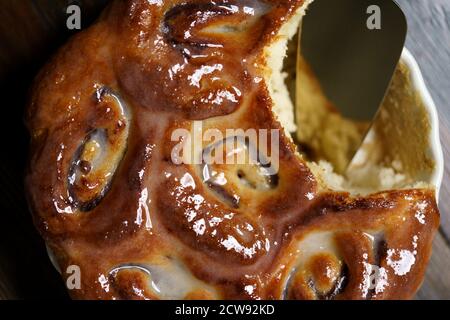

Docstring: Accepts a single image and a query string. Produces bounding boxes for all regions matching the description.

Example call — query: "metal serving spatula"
[297,0,407,169]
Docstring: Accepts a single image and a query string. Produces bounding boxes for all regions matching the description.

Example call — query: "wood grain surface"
[0,0,448,299]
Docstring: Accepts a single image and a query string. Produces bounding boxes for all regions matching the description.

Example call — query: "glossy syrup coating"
[25,0,440,300]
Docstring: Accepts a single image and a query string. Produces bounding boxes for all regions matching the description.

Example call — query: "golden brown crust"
[25,0,439,300]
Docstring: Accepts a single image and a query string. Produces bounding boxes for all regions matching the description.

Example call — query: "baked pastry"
[26,0,440,300]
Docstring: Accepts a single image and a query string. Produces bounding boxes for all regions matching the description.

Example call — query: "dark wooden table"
[0,0,448,299]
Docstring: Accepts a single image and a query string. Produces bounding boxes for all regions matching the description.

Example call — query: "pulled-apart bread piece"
[25,0,439,300]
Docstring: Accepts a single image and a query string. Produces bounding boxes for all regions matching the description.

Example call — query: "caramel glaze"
[25,0,440,300]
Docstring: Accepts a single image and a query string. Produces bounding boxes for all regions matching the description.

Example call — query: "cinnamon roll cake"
[25,0,440,300]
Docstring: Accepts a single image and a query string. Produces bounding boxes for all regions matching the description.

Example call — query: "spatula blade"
[300,0,407,122]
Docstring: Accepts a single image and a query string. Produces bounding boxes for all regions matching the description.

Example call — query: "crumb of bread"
[264,0,314,135]
[309,160,415,195]
[294,54,369,174]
